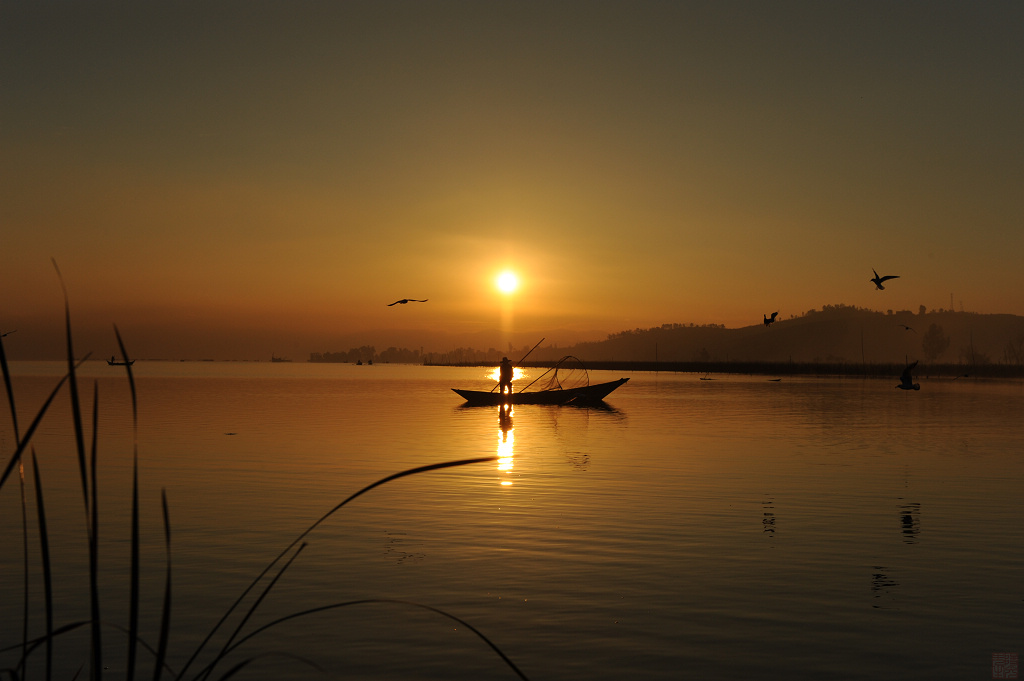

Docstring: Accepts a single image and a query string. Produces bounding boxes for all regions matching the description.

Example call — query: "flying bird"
[0,329,15,338]
[870,269,899,290]
[763,311,779,327]
[897,324,916,333]
[896,360,920,391]
[387,298,428,306]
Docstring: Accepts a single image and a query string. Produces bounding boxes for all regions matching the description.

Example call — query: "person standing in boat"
[498,356,514,397]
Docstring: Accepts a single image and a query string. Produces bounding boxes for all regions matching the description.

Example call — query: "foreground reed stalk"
[1,269,531,681]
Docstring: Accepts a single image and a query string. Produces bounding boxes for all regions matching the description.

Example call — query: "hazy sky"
[3,2,1022,359]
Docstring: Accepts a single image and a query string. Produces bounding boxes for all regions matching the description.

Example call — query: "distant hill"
[525,305,1024,368]
[313,305,1024,372]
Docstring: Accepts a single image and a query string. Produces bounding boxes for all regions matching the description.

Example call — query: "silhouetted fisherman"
[498,356,514,398]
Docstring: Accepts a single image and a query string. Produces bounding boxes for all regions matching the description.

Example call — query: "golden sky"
[2,3,1022,359]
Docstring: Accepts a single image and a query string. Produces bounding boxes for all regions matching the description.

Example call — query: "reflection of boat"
[453,378,628,406]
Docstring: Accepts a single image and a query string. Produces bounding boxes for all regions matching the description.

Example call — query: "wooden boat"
[107,358,135,366]
[452,377,628,406]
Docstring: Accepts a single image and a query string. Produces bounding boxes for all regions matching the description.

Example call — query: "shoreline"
[427,359,1024,379]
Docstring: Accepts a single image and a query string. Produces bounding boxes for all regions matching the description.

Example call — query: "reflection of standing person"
[499,356,513,396]
[499,402,512,438]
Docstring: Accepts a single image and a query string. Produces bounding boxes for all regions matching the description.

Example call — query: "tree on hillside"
[921,324,950,361]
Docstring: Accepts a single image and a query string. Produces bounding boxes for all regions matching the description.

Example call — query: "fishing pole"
[514,337,545,367]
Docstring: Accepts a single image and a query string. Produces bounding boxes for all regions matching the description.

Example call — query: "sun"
[496,270,519,294]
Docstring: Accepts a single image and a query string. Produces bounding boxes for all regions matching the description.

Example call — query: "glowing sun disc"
[497,271,519,294]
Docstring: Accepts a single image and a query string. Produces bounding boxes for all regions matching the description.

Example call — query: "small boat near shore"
[453,377,628,406]
[107,357,135,366]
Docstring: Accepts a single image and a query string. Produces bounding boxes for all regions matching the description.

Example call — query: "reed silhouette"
[1,268,529,680]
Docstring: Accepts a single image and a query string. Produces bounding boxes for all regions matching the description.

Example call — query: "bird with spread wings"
[870,269,899,290]
[387,298,428,306]
[897,360,920,391]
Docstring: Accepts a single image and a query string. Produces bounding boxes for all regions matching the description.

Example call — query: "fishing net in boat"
[527,355,590,392]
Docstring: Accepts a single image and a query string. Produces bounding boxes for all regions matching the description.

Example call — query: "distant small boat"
[453,378,628,406]
[271,354,291,363]
[107,357,135,366]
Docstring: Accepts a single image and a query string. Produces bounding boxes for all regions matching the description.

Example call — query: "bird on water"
[870,269,899,290]
[387,298,428,306]
[897,360,920,391]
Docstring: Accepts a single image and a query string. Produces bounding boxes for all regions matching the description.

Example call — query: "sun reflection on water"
[486,366,527,383]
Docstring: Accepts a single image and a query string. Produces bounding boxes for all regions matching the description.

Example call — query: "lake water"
[1,361,1022,680]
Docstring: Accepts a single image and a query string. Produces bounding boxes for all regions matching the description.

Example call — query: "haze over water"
[2,362,1021,680]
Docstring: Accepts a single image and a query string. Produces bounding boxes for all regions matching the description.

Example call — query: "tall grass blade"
[31,453,54,681]
[152,490,172,681]
[114,326,140,681]
[0,326,20,442]
[198,545,308,681]
[176,456,497,681]
[222,599,531,681]
[4,614,179,677]
[126,457,140,681]
[113,325,138,432]
[1,332,32,675]
[0,356,89,494]
[5,621,88,675]
[52,259,101,681]
[50,259,89,516]
[87,383,102,681]
[19,460,30,681]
